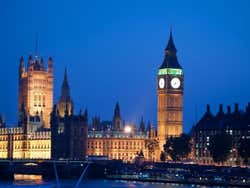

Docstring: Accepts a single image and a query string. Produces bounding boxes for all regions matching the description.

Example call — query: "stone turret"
[19,56,25,78]
[57,68,74,117]
[40,57,44,70]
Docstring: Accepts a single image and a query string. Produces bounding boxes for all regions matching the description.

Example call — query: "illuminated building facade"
[87,104,159,162]
[0,59,157,161]
[0,34,185,162]
[0,67,88,160]
[0,55,53,160]
[88,131,149,162]
[157,31,184,150]
[0,127,50,159]
[18,55,53,129]
[193,103,250,166]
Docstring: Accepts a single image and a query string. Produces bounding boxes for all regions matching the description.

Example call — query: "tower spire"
[35,33,39,58]
[57,68,74,117]
[63,68,68,85]
[165,28,177,53]
[60,68,71,101]
[112,101,122,131]
[114,102,121,118]
[48,57,53,73]
[160,29,181,69]
[139,116,145,132]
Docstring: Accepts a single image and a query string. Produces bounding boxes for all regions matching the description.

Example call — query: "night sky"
[1,0,250,133]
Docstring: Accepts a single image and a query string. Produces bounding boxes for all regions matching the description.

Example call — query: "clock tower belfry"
[157,31,184,151]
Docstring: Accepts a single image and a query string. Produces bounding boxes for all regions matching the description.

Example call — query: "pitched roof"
[194,104,250,131]
[160,31,182,69]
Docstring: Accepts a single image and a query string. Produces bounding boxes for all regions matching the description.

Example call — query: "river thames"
[0,179,227,188]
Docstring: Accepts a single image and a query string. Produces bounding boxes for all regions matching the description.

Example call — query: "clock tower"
[157,31,183,151]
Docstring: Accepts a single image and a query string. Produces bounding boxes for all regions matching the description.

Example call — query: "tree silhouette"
[208,133,232,164]
[138,150,144,157]
[160,151,166,162]
[135,150,145,168]
[163,134,191,161]
[238,138,250,165]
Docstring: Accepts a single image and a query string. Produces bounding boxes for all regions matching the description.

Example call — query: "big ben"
[157,31,183,150]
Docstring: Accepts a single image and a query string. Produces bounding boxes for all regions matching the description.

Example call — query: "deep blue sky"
[1,0,250,132]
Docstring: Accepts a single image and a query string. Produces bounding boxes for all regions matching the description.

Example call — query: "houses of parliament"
[0,32,184,162]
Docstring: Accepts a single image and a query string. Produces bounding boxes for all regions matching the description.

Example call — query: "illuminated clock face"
[171,77,181,89]
[159,78,165,89]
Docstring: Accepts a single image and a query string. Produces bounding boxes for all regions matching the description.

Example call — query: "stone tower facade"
[57,68,74,117]
[157,31,184,150]
[18,55,54,129]
[51,71,88,160]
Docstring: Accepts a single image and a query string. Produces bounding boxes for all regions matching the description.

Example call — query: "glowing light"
[24,163,38,166]
[158,68,183,76]
[124,126,132,133]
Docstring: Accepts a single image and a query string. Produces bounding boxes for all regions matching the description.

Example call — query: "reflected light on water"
[14,174,44,185]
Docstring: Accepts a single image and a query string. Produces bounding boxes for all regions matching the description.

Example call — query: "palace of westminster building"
[0,32,184,162]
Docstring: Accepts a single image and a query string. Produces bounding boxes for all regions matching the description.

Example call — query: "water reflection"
[0,177,218,188]
[14,174,45,185]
